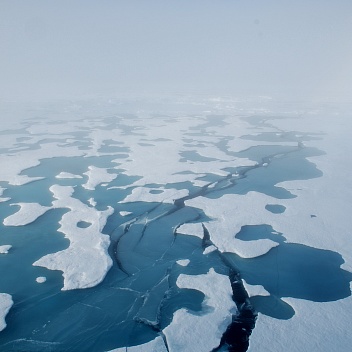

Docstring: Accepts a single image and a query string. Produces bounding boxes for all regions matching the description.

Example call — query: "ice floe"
[33,185,114,290]
[36,277,47,284]
[176,259,190,267]
[163,268,236,351]
[0,245,12,254]
[83,166,118,190]
[0,294,13,332]
[3,203,51,226]
[185,192,281,257]
[56,172,83,179]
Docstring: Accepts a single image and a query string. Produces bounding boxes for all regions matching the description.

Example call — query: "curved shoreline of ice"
[0,293,13,332]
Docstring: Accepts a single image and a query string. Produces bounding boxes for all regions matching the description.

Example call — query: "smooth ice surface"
[163,268,236,351]
[0,294,13,332]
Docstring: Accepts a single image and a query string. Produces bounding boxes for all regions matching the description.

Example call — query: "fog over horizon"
[1,0,352,103]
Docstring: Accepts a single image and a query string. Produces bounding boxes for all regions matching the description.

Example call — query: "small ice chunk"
[176,259,190,267]
[119,211,132,217]
[0,245,12,254]
[56,172,82,179]
[242,279,270,297]
[176,223,204,239]
[88,198,97,207]
[203,245,217,255]
[36,277,47,284]
[0,293,13,331]
[82,166,117,190]
[0,187,10,202]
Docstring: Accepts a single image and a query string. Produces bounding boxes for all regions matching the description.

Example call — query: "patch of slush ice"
[120,187,189,204]
[56,172,83,179]
[176,259,190,267]
[109,336,167,352]
[0,245,12,254]
[33,185,114,290]
[163,268,236,352]
[0,293,13,332]
[3,203,51,226]
[83,166,117,190]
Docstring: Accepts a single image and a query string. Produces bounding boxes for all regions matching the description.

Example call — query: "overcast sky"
[1,0,351,102]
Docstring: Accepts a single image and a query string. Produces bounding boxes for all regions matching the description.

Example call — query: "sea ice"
[56,172,83,179]
[83,165,118,190]
[0,245,12,254]
[109,336,167,352]
[36,277,47,284]
[0,294,13,332]
[33,185,114,290]
[3,203,51,226]
[120,187,189,204]
[163,268,236,351]
[176,259,190,267]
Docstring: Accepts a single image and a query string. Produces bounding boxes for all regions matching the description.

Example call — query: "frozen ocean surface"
[0,97,351,351]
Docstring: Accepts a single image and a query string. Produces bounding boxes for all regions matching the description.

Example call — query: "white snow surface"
[163,268,236,351]
[0,293,13,332]
[33,185,114,290]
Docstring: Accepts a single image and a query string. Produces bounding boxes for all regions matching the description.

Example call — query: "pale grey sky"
[1,0,351,101]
